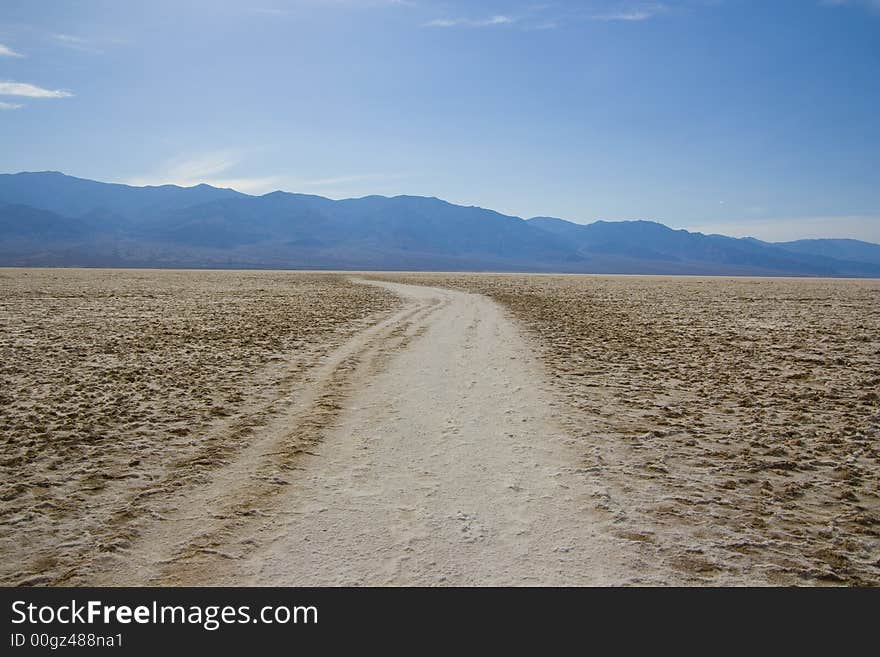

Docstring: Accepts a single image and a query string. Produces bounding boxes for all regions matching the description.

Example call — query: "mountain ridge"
[1,171,878,276]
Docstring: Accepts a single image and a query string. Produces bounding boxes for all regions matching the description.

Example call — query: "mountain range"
[1,171,878,276]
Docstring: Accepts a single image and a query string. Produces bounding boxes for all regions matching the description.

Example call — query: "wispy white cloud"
[589,3,667,21]
[125,152,410,195]
[0,43,24,58]
[0,81,73,98]
[590,10,656,21]
[424,15,516,28]
[0,100,23,110]
[164,150,245,181]
[126,174,282,194]
[125,151,281,193]
[50,33,106,54]
[422,3,668,30]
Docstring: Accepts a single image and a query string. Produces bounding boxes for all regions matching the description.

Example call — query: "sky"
[1,0,879,242]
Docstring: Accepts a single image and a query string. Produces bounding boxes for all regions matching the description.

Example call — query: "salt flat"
[2,269,877,585]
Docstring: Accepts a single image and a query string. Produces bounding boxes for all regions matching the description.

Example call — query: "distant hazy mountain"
[526,217,880,276]
[0,171,244,221]
[773,238,880,267]
[1,172,878,276]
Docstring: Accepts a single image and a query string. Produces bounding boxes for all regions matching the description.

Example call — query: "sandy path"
[91,280,643,586]
[244,279,636,585]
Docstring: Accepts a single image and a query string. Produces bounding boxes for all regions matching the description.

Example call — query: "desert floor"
[1,269,878,585]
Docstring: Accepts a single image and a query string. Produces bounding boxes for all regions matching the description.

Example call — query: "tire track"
[83,287,445,584]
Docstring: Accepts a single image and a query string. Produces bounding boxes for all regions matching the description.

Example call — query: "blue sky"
[1,0,878,241]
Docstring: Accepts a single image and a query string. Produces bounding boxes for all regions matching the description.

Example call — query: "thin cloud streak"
[164,150,245,181]
[0,101,24,110]
[123,150,280,193]
[423,3,668,30]
[125,175,281,194]
[590,10,656,21]
[50,33,106,54]
[0,81,73,98]
[589,3,668,21]
[424,15,516,28]
[0,43,24,57]
[125,151,410,195]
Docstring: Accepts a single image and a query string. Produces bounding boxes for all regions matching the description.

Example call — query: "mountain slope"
[0,172,877,276]
[773,238,880,267]
[527,217,880,277]
[0,171,245,223]
[0,202,89,240]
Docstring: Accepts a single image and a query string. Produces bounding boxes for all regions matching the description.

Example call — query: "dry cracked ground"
[1,268,878,585]
[378,273,880,585]
[0,269,399,585]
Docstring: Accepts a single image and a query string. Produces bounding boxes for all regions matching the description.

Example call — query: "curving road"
[245,279,631,585]
[91,279,640,585]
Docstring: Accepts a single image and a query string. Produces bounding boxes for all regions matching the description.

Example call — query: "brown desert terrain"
[0,269,399,585]
[376,273,880,585]
[1,269,877,585]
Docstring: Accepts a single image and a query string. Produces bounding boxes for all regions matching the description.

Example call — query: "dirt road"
[90,280,645,585]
